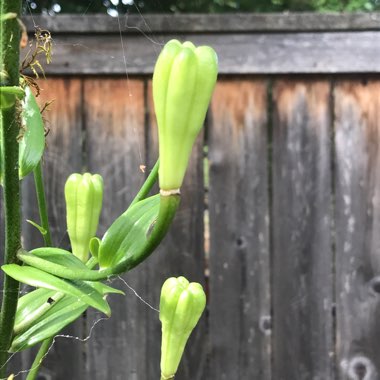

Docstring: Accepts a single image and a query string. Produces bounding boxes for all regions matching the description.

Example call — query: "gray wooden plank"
[208,79,271,379]
[20,78,85,380]
[83,78,149,380]
[143,81,207,380]
[21,32,380,75]
[23,13,380,34]
[272,79,334,380]
[334,80,380,379]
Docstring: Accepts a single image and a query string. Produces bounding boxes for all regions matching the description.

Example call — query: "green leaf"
[0,12,17,22]
[10,295,88,352]
[89,237,101,259]
[18,248,104,280]
[98,194,160,269]
[26,219,47,236]
[28,247,90,269]
[14,288,57,334]
[0,86,25,109]
[2,264,111,316]
[85,281,125,296]
[14,280,122,335]
[19,85,45,178]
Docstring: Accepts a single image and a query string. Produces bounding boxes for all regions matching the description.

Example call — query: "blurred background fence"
[2,12,380,380]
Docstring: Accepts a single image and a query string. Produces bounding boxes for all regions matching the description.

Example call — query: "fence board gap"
[334,79,380,379]
[208,79,271,379]
[271,79,334,380]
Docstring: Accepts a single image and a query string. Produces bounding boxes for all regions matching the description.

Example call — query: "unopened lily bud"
[159,276,206,379]
[64,173,103,262]
[153,39,218,191]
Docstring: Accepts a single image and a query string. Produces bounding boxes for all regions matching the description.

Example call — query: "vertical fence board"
[84,78,148,380]
[208,79,271,379]
[144,81,206,380]
[21,78,84,380]
[272,80,333,380]
[334,80,380,379]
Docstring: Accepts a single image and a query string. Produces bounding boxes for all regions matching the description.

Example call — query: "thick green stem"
[0,0,22,376]
[26,337,53,380]
[33,160,52,246]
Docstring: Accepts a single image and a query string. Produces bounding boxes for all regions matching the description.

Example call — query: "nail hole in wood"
[354,362,367,378]
[259,315,272,335]
[370,277,380,294]
[236,237,245,248]
[347,356,374,380]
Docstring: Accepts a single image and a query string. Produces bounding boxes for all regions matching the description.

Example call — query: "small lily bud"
[153,39,218,191]
[159,276,206,379]
[64,173,103,262]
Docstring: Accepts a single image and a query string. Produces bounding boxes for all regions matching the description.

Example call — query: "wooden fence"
[1,12,380,380]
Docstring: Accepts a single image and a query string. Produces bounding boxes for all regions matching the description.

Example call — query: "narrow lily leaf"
[14,288,59,335]
[2,264,111,316]
[0,12,17,21]
[14,280,122,335]
[85,281,125,296]
[28,247,89,269]
[26,219,47,236]
[98,194,160,269]
[17,249,103,280]
[89,237,101,259]
[10,296,88,352]
[19,85,45,178]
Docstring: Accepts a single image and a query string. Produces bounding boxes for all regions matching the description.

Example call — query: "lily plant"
[0,2,218,379]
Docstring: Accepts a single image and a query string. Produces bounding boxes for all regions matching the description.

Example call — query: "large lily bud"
[159,276,206,379]
[64,173,103,262]
[153,39,218,191]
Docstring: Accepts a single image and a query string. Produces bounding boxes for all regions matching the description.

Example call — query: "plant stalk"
[33,160,52,246]
[26,338,53,380]
[25,161,53,380]
[0,0,22,376]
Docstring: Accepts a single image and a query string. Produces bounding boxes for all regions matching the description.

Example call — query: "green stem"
[26,337,53,380]
[23,162,53,379]
[33,160,52,246]
[0,0,22,376]
[130,159,159,207]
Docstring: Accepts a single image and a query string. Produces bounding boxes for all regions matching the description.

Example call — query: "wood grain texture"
[83,78,149,380]
[144,81,206,380]
[21,32,380,75]
[334,80,380,379]
[21,78,85,380]
[208,79,271,379]
[271,80,333,380]
[24,13,380,34]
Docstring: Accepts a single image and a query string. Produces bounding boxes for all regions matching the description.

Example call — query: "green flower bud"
[64,173,103,262]
[159,276,206,379]
[153,39,218,191]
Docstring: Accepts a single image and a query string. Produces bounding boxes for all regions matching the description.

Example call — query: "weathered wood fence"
[2,12,380,380]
